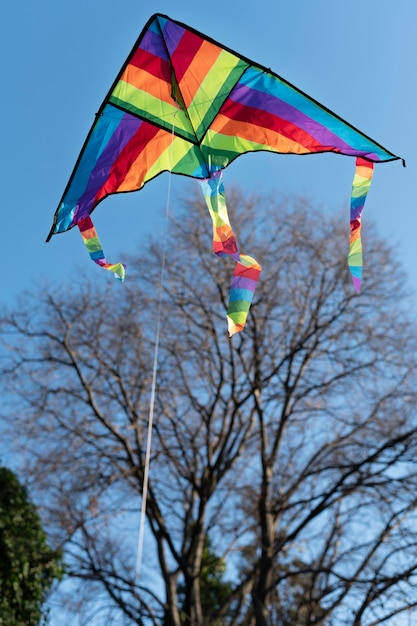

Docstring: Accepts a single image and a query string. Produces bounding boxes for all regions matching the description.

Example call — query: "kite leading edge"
[47,13,402,335]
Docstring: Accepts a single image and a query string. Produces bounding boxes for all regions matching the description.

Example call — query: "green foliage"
[199,538,233,621]
[0,467,63,626]
[177,535,233,625]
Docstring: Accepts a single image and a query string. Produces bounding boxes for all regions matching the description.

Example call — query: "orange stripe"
[210,114,310,155]
[213,224,234,243]
[178,40,222,107]
[80,225,96,240]
[120,64,174,106]
[116,129,173,191]
[355,165,373,178]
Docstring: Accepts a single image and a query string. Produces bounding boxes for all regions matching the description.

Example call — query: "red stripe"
[350,219,361,233]
[129,48,171,83]
[78,216,93,233]
[214,236,238,256]
[93,122,161,204]
[235,266,261,281]
[170,30,204,83]
[356,156,374,170]
[221,99,325,152]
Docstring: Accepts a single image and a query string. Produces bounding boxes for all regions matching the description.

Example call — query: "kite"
[47,13,402,336]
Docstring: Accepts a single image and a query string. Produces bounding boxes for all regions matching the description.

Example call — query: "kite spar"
[48,13,402,335]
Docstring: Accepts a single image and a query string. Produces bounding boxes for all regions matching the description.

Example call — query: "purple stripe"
[351,201,366,221]
[228,82,372,157]
[139,26,168,60]
[73,113,143,224]
[230,275,257,291]
[351,208,364,221]
[160,19,186,56]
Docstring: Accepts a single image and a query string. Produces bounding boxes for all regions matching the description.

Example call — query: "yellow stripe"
[118,134,199,191]
[185,49,242,132]
[112,81,191,134]
[177,40,223,107]
[146,136,200,179]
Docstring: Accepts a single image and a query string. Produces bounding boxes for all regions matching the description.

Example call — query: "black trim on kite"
[153,14,401,161]
[47,13,402,242]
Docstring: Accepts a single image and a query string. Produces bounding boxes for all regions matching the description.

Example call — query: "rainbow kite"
[48,13,402,335]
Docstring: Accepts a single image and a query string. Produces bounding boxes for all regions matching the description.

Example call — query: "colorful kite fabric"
[78,216,126,281]
[48,13,402,335]
[348,158,374,292]
[200,171,262,335]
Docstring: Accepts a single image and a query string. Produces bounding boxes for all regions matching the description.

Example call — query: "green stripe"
[203,130,271,153]
[349,238,362,254]
[171,144,207,175]
[110,84,196,143]
[85,237,102,253]
[144,139,206,180]
[200,139,268,170]
[190,55,249,140]
[227,299,251,315]
[227,310,248,326]
[351,181,371,198]
[201,132,274,168]
[348,255,362,266]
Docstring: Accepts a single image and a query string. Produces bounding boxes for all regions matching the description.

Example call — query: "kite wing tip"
[45,226,55,243]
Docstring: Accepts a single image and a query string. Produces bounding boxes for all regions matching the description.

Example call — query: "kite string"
[135,115,177,582]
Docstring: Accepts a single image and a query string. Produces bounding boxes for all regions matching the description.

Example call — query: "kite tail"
[348,157,374,292]
[78,216,126,281]
[199,171,262,336]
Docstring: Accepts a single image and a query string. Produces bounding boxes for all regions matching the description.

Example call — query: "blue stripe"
[349,266,363,279]
[240,67,390,160]
[229,287,254,302]
[89,250,104,261]
[351,196,366,210]
[55,105,126,233]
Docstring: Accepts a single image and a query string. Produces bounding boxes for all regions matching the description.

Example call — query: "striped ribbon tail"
[348,157,374,292]
[199,171,262,336]
[78,216,126,282]
[227,254,262,336]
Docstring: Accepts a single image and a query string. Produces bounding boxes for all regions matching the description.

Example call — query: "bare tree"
[1,188,417,626]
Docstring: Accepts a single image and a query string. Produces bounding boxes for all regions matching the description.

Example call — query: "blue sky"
[1,3,416,622]
[1,1,415,303]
